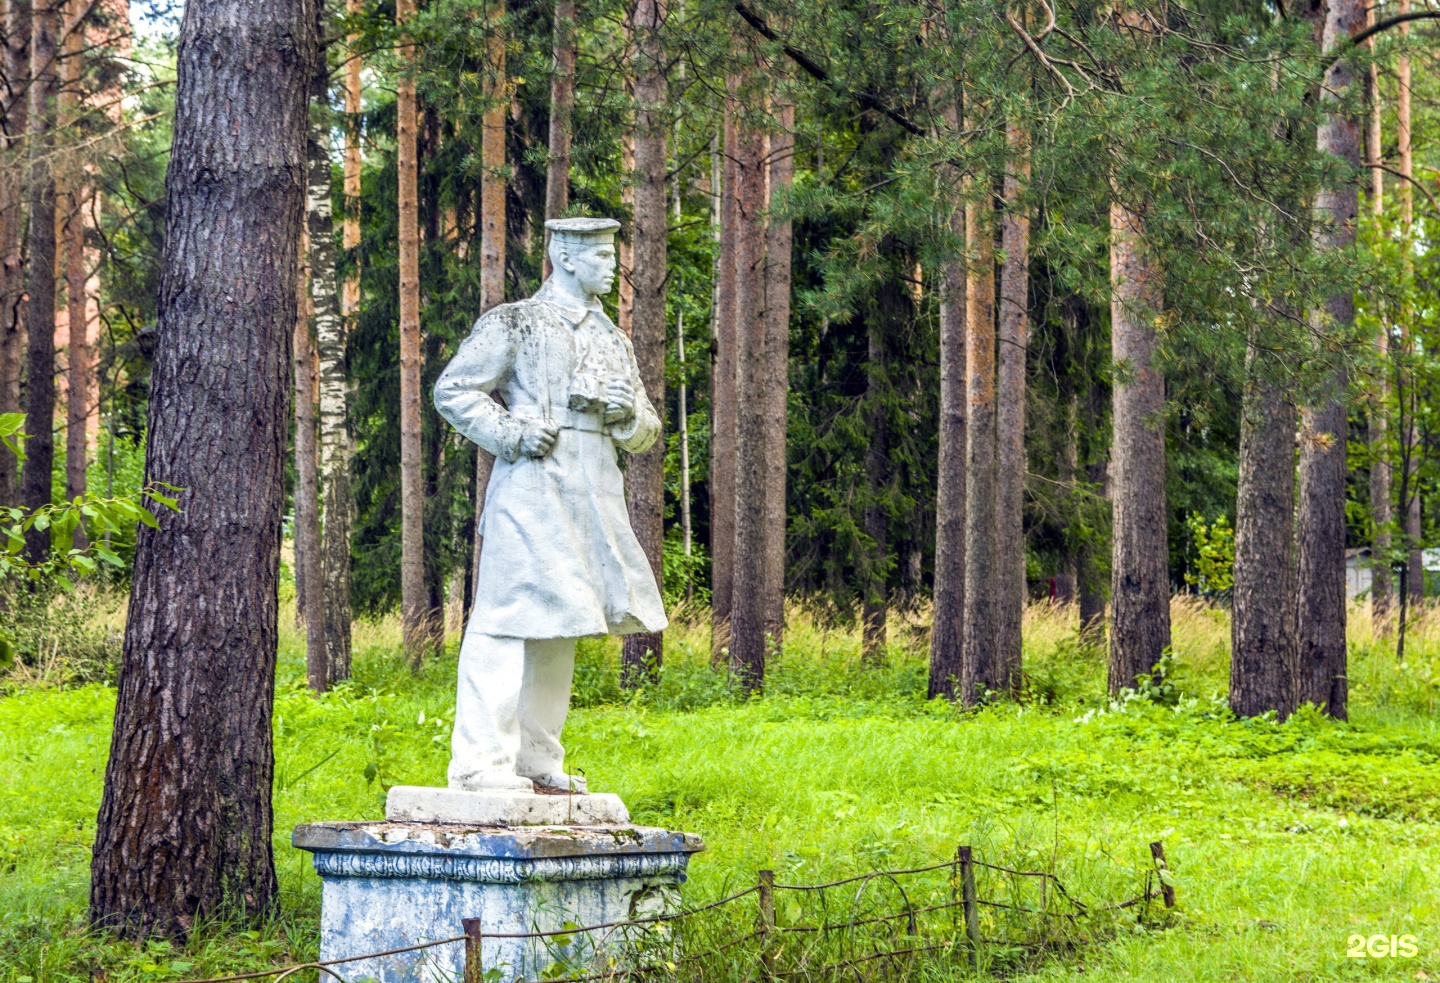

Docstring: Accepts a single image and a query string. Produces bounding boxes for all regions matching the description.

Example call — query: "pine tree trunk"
[20,0,57,560]
[861,313,890,666]
[543,0,574,275]
[1053,391,1079,605]
[1107,202,1170,693]
[961,192,998,705]
[61,8,87,539]
[295,227,324,692]
[1296,0,1362,718]
[1396,3,1420,605]
[711,103,738,663]
[1230,332,1296,718]
[621,0,667,685]
[0,0,28,503]
[89,0,314,936]
[728,107,766,692]
[470,0,506,611]
[1365,3,1391,635]
[995,120,1029,692]
[928,106,965,701]
[761,99,792,648]
[396,0,427,666]
[310,32,351,685]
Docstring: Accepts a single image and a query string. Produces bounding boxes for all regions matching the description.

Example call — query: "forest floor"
[2,597,1440,981]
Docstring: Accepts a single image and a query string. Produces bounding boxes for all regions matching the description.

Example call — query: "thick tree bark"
[20,0,57,560]
[621,0,667,685]
[396,0,427,665]
[710,104,738,663]
[0,0,28,503]
[928,106,965,701]
[761,99,792,648]
[310,35,351,685]
[89,0,314,937]
[294,227,324,692]
[728,105,767,691]
[1295,0,1361,717]
[961,192,998,704]
[995,120,1029,692]
[1231,333,1296,718]
[1107,202,1170,693]
[470,0,507,611]
[543,0,574,277]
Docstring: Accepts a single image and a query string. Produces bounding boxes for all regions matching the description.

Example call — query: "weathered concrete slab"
[383,785,631,826]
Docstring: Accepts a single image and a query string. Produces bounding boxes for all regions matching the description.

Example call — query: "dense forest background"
[2,0,1438,703]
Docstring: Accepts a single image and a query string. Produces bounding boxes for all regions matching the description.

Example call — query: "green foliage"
[1183,513,1235,594]
[6,604,1440,980]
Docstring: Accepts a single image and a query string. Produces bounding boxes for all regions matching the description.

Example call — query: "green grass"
[3,597,1440,981]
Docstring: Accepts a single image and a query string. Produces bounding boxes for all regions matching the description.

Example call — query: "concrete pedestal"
[293,822,704,983]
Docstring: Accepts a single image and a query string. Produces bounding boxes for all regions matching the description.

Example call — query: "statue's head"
[546,217,621,299]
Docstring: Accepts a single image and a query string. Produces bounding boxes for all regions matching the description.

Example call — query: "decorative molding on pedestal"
[293,821,704,983]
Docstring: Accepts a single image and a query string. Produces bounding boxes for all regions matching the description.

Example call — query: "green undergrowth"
[2,599,1439,980]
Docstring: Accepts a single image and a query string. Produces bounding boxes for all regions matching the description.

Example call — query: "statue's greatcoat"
[434,278,668,639]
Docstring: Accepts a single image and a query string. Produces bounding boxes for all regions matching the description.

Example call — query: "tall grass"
[3,594,1440,980]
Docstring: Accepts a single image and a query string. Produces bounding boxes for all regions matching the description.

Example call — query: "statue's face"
[561,239,617,298]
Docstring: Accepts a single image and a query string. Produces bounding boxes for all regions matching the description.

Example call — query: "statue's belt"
[557,408,607,434]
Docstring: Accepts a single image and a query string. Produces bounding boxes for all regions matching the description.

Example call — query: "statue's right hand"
[520,422,560,459]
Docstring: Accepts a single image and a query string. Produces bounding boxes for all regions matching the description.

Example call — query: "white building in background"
[1346,547,1440,601]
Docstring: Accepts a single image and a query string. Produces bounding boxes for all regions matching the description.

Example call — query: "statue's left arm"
[610,333,661,453]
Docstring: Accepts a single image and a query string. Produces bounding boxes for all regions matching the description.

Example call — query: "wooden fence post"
[959,845,979,968]
[758,869,776,977]
[1149,841,1175,908]
[463,916,484,983]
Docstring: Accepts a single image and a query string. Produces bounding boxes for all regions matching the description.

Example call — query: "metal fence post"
[1149,841,1176,908]
[463,916,484,983]
[959,845,979,969]
[758,869,776,977]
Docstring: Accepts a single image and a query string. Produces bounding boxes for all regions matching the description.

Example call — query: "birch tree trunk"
[295,226,324,692]
[961,189,998,705]
[396,0,427,666]
[928,105,965,701]
[470,0,506,609]
[995,120,1029,692]
[1295,0,1361,717]
[543,0,574,275]
[0,0,28,502]
[89,0,314,935]
[1230,330,1296,718]
[1107,201,1171,693]
[728,104,767,692]
[622,0,667,685]
[310,20,352,684]
[20,0,57,560]
[761,99,792,647]
[711,103,738,663]
[342,0,361,320]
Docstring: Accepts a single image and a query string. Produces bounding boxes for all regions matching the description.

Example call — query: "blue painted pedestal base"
[293,822,704,983]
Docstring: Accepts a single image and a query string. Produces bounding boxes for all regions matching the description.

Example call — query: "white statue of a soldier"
[432,216,667,796]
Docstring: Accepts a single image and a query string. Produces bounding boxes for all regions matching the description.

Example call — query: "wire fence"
[176,840,1178,983]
